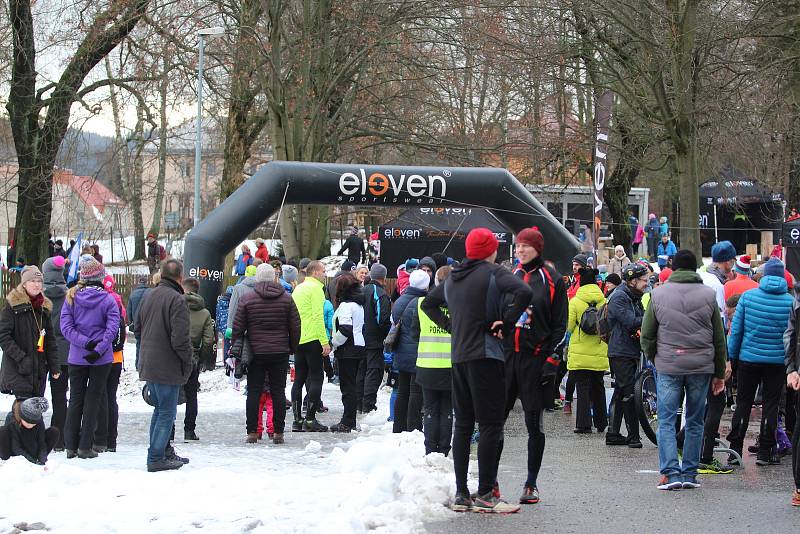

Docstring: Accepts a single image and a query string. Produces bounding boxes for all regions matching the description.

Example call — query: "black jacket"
[135,278,193,385]
[0,288,59,396]
[362,281,391,349]
[337,235,366,263]
[392,288,426,373]
[43,278,69,367]
[421,259,531,364]
[3,411,48,464]
[607,283,645,359]
[507,257,568,358]
[785,298,799,375]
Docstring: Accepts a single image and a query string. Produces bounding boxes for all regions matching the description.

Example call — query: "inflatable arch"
[184,161,579,309]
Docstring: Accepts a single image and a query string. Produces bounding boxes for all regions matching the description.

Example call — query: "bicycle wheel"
[634,368,658,445]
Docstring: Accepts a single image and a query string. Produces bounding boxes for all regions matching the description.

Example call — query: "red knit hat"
[516,227,544,254]
[786,271,795,290]
[658,268,673,283]
[465,228,499,260]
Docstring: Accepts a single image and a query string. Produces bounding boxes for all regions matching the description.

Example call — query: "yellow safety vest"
[416,299,452,369]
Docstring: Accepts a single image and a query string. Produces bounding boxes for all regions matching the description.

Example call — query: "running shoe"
[472,492,521,514]
[698,458,734,474]
[519,485,540,504]
[451,493,473,512]
[563,402,572,415]
[657,476,682,491]
[792,489,800,507]
[681,477,701,489]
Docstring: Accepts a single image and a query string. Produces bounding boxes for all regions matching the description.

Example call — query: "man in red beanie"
[422,227,532,513]
[498,226,567,505]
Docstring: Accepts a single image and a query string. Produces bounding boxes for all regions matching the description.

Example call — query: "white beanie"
[255,263,275,282]
[409,270,430,291]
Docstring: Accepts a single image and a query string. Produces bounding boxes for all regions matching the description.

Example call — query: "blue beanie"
[711,241,736,263]
[405,258,419,271]
[763,258,785,278]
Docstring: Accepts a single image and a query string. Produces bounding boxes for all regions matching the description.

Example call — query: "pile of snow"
[0,423,454,533]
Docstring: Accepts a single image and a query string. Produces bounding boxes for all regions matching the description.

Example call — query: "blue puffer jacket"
[728,275,794,365]
[391,287,426,373]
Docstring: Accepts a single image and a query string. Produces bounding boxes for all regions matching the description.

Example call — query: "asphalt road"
[426,402,798,533]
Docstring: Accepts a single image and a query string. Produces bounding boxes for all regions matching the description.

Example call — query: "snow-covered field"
[0,344,457,533]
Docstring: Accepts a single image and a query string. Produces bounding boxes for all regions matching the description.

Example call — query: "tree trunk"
[149,52,169,236]
[789,105,800,210]
[675,141,700,255]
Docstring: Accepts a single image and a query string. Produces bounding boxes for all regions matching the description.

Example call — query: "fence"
[0,271,399,308]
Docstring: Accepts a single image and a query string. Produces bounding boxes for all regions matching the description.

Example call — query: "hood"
[340,284,366,305]
[71,285,111,307]
[43,283,66,301]
[759,274,789,295]
[668,270,703,284]
[7,287,53,312]
[254,281,286,299]
[241,276,258,288]
[450,258,483,282]
[42,257,66,285]
[403,286,427,298]
[576,283,605,305]
[420,256,436,272]
[185,292,207,311]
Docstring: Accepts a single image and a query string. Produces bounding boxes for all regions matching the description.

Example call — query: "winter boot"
[272,433,285,444]
[292,403,305,432]
[246,433,259,444]
[184,430,200,442]
[77,448,98,459]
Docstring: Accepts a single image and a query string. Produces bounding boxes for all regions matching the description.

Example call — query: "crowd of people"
[1,225,799,514]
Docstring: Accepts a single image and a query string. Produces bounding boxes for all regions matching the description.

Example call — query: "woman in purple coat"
[60,257,120,459]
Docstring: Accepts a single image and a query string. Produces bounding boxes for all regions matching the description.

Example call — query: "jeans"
[358,348,384,411]
[727,361,785,455]
[183,364,200,432]
[292,341,324,419]
[337,358,361,428]
[94,362,122,448]
[147,382,180,464]
[393,371,423,433]
[246,355,288,433]
[422,388,453,455]
[657,372,711,481]
[676,383,726,463]
[572,369,608,431]
[49,365,69,449]
[64,364,111,451]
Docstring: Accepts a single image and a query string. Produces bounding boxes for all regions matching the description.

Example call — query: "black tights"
[496,408,545,488]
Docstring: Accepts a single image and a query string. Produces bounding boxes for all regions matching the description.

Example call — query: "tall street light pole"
[194,26,224,227]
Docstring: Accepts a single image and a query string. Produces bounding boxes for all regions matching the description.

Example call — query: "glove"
[383,351,394,365]
[224,328,232,340]
[541,355,560,382]
[85,340,99,350]
[84,351,101,364]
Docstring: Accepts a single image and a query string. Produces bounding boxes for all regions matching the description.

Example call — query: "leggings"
[393,371,423,433]
[291,342,324,419]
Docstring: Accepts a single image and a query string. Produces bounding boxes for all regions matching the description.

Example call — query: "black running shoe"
[303,419,328,432]
[519,485,540,504]
[451,493,473,512]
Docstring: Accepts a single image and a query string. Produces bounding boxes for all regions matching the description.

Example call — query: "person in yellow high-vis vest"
[415,266,454,456]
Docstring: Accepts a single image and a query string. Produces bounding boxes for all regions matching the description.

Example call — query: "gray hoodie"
[227,276,258,330]
[41,258,69,366]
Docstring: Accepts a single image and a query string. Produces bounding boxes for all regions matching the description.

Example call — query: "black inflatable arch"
[184,161,579,309]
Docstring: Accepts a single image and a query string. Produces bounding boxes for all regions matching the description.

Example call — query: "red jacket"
[255,244,269,263]
[723,273,758,301]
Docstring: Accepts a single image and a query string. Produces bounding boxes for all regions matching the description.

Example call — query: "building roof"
[54,170,125,213]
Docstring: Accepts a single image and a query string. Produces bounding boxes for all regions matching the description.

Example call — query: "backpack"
[596,303,612,343]
[579,302,600,336]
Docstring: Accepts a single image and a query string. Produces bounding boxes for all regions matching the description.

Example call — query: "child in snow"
[0,397,59,465]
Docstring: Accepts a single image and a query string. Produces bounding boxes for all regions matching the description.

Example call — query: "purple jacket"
[60,284,120,366]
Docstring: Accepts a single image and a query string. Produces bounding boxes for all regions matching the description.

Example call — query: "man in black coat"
[135,259,192,472]
[359,263,392,412]
[422,228,531,514]
[337,226,366,265]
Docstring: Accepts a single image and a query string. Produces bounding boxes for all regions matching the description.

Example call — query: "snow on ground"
[0,343,457,533]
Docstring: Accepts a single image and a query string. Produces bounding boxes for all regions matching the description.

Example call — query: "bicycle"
[634,352,660,445]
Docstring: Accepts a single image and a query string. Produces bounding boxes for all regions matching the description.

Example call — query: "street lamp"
[194,26,225,227]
